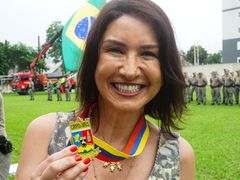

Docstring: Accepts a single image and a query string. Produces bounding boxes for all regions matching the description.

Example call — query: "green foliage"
[45,21,64,63]
[186,45,208,65]
[0,21,63,75]
[207,52,222,64]
[0,41,48,74]
[0,41,12,75]
[10,43,35,71]
[0,43,9,75]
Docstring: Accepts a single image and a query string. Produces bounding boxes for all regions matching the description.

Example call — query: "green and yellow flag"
[62,0,106,72]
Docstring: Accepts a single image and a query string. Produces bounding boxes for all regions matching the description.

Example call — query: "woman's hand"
[30,145,91,180]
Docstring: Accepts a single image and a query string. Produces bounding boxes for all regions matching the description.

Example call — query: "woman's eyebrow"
[102,39,126,47]
[102,39,159,49]
[139,44,159,49]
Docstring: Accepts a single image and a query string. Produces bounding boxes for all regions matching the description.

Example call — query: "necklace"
[92,156,135,179]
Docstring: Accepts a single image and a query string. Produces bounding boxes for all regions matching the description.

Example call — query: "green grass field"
[3,89,240,179]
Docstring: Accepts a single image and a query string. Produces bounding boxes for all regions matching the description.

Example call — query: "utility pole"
[194,45,197,65]
[38,36,41,54]
[196,45,199,65]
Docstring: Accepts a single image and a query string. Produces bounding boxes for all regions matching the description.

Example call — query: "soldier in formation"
[47,80,52,101]
[186,69,240,106]
[222,69,234,105]
[64,77,71,101]
[56,78,62,101]
[234,70,240,104]
[29,78,34,101]
[209,71,222,105]
[190,72,197,101]
[184,72,191,103]
[196,72,207,105]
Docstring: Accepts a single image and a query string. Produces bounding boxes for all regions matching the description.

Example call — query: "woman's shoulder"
[178,136,194,162]
[178,136,195,179]
[26,112,72,141]
[27,113,57,133]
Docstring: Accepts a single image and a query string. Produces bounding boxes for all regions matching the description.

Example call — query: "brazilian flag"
[62,0,106,72]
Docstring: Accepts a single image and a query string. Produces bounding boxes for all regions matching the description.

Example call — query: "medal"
[69,116,100,158]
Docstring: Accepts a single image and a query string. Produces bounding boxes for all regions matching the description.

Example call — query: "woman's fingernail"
[75,155,82,161]
[83,167,88,172]
[70,146,78,152]
[83,158,91,164]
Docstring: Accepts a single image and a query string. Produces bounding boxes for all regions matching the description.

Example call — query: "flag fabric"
[62,0,106,72]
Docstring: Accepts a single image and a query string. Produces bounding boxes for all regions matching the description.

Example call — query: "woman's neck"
[91,102,144,151]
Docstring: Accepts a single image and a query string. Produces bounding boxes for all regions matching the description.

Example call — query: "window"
[237,57,240,63]
[22,76,29,81]
[238,41,240,50]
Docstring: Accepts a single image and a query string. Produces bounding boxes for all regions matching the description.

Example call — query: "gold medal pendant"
[103,162,122,172]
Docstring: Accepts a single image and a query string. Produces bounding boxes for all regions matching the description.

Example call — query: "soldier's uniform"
[0,92,11,179]
[235,70,240,105]
[183,73,191,103]
[56,79,62,101]
[28,79,34,101]
[222,70,234,105]
[210,71,222,105]
[231,72,236,102]
[190,73,197,101]
[64,78,71,101]
[222,69,228,104]
[196,72,207,105]
[47,80,52,101]
[0,92,11,180]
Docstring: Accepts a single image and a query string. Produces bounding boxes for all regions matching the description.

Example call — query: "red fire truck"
[10,29,62,95]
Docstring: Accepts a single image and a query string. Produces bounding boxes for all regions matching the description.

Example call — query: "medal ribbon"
[67,106,149,162]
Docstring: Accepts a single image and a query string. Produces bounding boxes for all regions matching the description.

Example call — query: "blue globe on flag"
[75,16,96,40]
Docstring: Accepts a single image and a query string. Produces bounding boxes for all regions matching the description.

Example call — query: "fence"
[0,75,13,93]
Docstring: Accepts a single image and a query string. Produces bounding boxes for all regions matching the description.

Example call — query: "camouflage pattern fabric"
[149,133,179,180]
[48,112,180,179]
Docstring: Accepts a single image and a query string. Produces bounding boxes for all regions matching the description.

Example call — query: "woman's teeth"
[114,84,141,93]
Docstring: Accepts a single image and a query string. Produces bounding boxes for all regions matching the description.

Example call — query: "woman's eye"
[141,51,158,58]
[107,47,123,54]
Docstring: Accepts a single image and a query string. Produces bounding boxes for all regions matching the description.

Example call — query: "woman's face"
[95,15,162,112]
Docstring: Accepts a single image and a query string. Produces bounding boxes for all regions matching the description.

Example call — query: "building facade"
[222,0,240,63]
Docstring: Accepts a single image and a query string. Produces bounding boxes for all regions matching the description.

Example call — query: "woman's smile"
[112,83,143,96]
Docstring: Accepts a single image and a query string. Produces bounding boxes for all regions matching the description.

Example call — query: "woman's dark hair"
[77,0,186,134]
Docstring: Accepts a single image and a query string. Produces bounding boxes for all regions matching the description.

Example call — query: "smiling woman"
[16,0,195,179]
[95,15,162,112]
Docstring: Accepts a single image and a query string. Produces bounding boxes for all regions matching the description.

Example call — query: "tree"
[45,21,64,63]
[207,52,222,64]
[186,45,208,65]
[0,41,10,75]
[0,41,48,74]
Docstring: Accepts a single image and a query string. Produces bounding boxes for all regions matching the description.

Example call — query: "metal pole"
[38,36,41,54]
[197,45,199,65]
[194,45,196,65]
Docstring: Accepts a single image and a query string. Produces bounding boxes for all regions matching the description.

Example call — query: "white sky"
[0,0,222,53]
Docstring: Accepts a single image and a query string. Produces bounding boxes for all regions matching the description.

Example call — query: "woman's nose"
[119,55,140,80]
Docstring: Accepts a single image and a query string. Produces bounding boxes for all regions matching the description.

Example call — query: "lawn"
[3,89,240,179]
